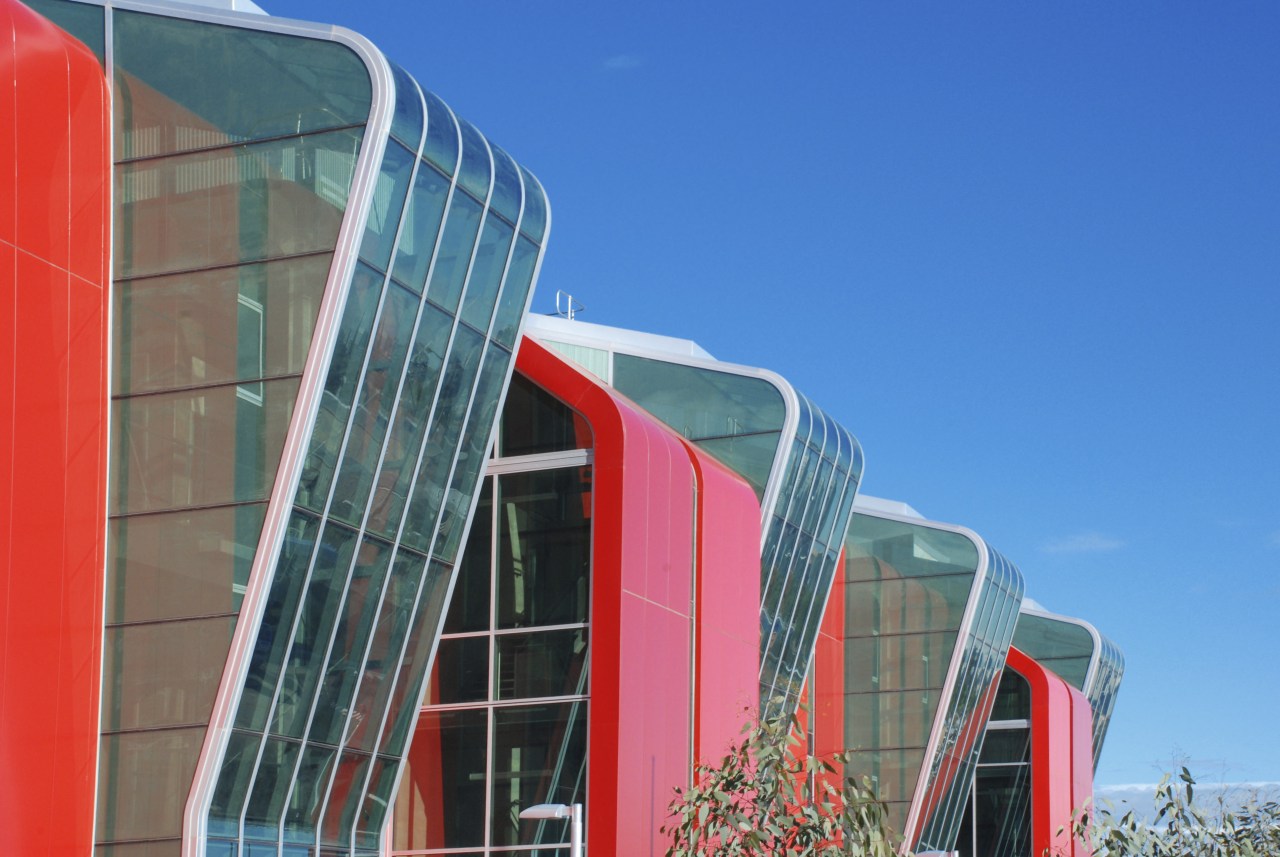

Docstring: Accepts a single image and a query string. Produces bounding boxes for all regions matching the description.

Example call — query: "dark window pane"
[495,629,589,700]
[496,467,592,629]
[458,216,514,333]
[492,703,587,847]
[443,478,491,634]
[208,729,262,836]
[282,744,336,845]
[395,708,487,849]
[499,373,590,458]
[455,120,491,202]
[243,737,301,841]
[380,561,455,756]
[319,750,371,846]
[388,64,423,150]
[421,90,459,177]
[490,235,539,349]
[426,636,489,705]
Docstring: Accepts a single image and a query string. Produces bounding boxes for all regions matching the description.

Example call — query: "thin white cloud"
[1041,531,1125,554]
[602,53,642,71]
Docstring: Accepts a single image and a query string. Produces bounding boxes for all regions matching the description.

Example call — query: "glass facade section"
[199,45,550,857]
[912,546,1025,854]
[74,1,551,853]
[955,669,1033,857]
[758,393,862,717]
[839,511,983,830]
[100,6,374,854]
[1010,609,1124,770]
[394,391,592,855]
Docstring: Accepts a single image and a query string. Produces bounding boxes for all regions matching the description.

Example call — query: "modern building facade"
[2,1,1121,856]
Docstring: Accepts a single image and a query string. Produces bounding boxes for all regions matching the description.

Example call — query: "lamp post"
[518,802,582,857]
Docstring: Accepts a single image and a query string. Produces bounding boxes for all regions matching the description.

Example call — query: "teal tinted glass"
[390,163,451,293]
[359,141,416,272]
[490,235,539,348]
[613,354,786,441]
[207,729,262,835]
[1012,612,1094,689]
[517,166,547,242]
[458,217,515,333]
[388,63,424,150]
[488,147,522,223]
[454,120,492,201]
[421,90,459,176]
[22,0,104,61]
[113,10,371,159]
[425,194,483,314]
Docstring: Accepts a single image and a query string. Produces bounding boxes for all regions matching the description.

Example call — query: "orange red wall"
[0,1,110,854]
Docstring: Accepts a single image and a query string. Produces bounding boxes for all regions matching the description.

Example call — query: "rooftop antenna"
[553,290,584,321]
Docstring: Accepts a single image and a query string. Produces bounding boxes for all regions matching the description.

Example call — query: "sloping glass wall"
[205,64,548,857]
[99,8,372,852]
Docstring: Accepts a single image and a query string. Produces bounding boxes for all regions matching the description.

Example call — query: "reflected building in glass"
[3,1,1125,856]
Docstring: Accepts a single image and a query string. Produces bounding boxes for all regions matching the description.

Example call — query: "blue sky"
[267,0,1280,789]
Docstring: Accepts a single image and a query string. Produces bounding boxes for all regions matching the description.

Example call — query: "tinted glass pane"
[844,575,975,636]
[346,552,428,752]
[243,737,301,840]
[113,254,330,396]
[613,353,787,442]
[108,503,266,623]
[1012,613,1094,690]
[114,11,370,159]
[444,478,492,634]
[495,629,589,700]
[388,64,424,150]
[490,236,539,348]
[499,373,590,458]
[381,561,454,755]
[297,264,383,511]
[271,522,361,738]
[517,166,546,243]
[492,703,587,847]
[693,431,780,498]
[488,147,522,223]
[989,668,1032,721]
[307,537,393,745]
[207,728,262,835]
[97,728,205,842]
[115,129,361,280]
[455,120,491,201]
[358,141,415,272]
[391,162,450,293]
[282,744,336,844]
[354,756,399,847]
[844,747,927,803]
[845,514,981,579]
[329,284,419,526]
[102,616,235,730]
[368,302,453,538]
[319,750,371,845]
[496,467,592,629]
[427,636,489,705]
[844,631,958,694]
[110,378,299,515]
[421,90,459,177]
[425,194,482,314]
[459,217,514,333]
[844,689,938,752]
[235,511,321,731]
[395,708,487,849]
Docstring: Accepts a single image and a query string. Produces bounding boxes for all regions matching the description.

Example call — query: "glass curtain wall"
[955,669,1033,857]
[1011,610,1124,771]
[911,547,1024,854]
[100,8,372,853]
[839,512,984,832]
[606,352,862,719]
[204,64,549,857]
[392,374,592,856]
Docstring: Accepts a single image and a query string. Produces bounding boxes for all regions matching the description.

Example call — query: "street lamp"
[518,802,583,857]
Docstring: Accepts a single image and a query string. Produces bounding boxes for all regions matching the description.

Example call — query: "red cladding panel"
[0,2,109,854]
[685,443,760,765]
[1007,647,1094,857]
[517,340,764,855]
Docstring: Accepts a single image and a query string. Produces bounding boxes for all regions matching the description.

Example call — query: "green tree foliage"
[1074,769,1280,857]
[662,707,906,856]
